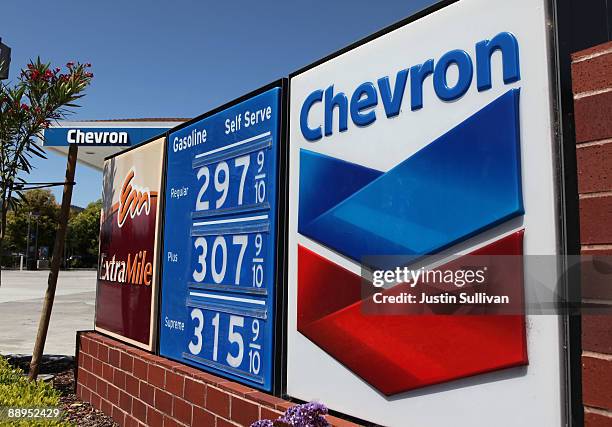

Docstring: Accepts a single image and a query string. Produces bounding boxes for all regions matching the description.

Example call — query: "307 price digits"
[192,233,265,287]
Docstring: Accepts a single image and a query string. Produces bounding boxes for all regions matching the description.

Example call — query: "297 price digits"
[188,309,262,376]
[195,150,267,212]
[192,233,265,287]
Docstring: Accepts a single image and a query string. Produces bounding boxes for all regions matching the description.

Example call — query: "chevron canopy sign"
[287,0,565,425]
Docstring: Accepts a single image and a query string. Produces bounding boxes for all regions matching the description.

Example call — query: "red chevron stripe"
[297,230,527,395]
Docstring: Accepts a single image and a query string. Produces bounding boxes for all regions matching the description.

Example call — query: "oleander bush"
[0,356,70,426]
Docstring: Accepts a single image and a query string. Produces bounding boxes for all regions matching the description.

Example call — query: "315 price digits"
[188,309,262,376]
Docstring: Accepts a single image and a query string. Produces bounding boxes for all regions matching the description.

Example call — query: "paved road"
[0,270,96,356]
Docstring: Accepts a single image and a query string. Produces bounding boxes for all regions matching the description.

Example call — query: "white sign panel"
[287,0,565,425]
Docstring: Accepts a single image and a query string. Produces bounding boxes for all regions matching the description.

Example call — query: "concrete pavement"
[0,270,96,356]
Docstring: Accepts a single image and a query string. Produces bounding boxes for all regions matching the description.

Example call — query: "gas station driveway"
[0,270,96,356]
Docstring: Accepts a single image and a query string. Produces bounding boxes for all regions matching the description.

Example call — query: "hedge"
[0,356,70,426]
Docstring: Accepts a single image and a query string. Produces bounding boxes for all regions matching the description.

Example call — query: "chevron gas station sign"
[286,0,564,425]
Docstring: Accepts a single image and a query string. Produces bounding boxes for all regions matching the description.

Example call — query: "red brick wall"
[76,332,358,427]
[572,40,612,426]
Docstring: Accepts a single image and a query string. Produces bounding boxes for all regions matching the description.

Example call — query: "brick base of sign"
[76,332,359,427]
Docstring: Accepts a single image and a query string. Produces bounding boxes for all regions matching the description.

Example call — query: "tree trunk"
[29,145,78,380]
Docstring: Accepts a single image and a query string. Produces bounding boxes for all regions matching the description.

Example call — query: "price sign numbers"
[194,146,271,214]
[160,86,282,392]
[185,308,265,382]
[190,231,268,289]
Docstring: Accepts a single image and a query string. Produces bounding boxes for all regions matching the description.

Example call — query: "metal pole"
[29,145,78,380]
[34,217,39,270]
[25,213,31,270]
[64,225,68,269]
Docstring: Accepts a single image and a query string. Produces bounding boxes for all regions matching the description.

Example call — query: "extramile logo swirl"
[118,168,151,228]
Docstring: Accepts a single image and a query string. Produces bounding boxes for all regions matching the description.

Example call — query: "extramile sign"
[95,137,165,351]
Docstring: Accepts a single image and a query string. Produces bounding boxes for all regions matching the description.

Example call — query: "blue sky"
[1,0,436,207]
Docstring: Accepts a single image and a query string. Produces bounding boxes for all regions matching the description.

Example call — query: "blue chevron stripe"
[298,150,382,229]
[298,89,523,262]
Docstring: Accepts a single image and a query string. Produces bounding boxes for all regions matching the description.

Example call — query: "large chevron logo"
[297,89,528,395]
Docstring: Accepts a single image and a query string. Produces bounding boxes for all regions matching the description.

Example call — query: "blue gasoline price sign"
[159,87,282,391]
